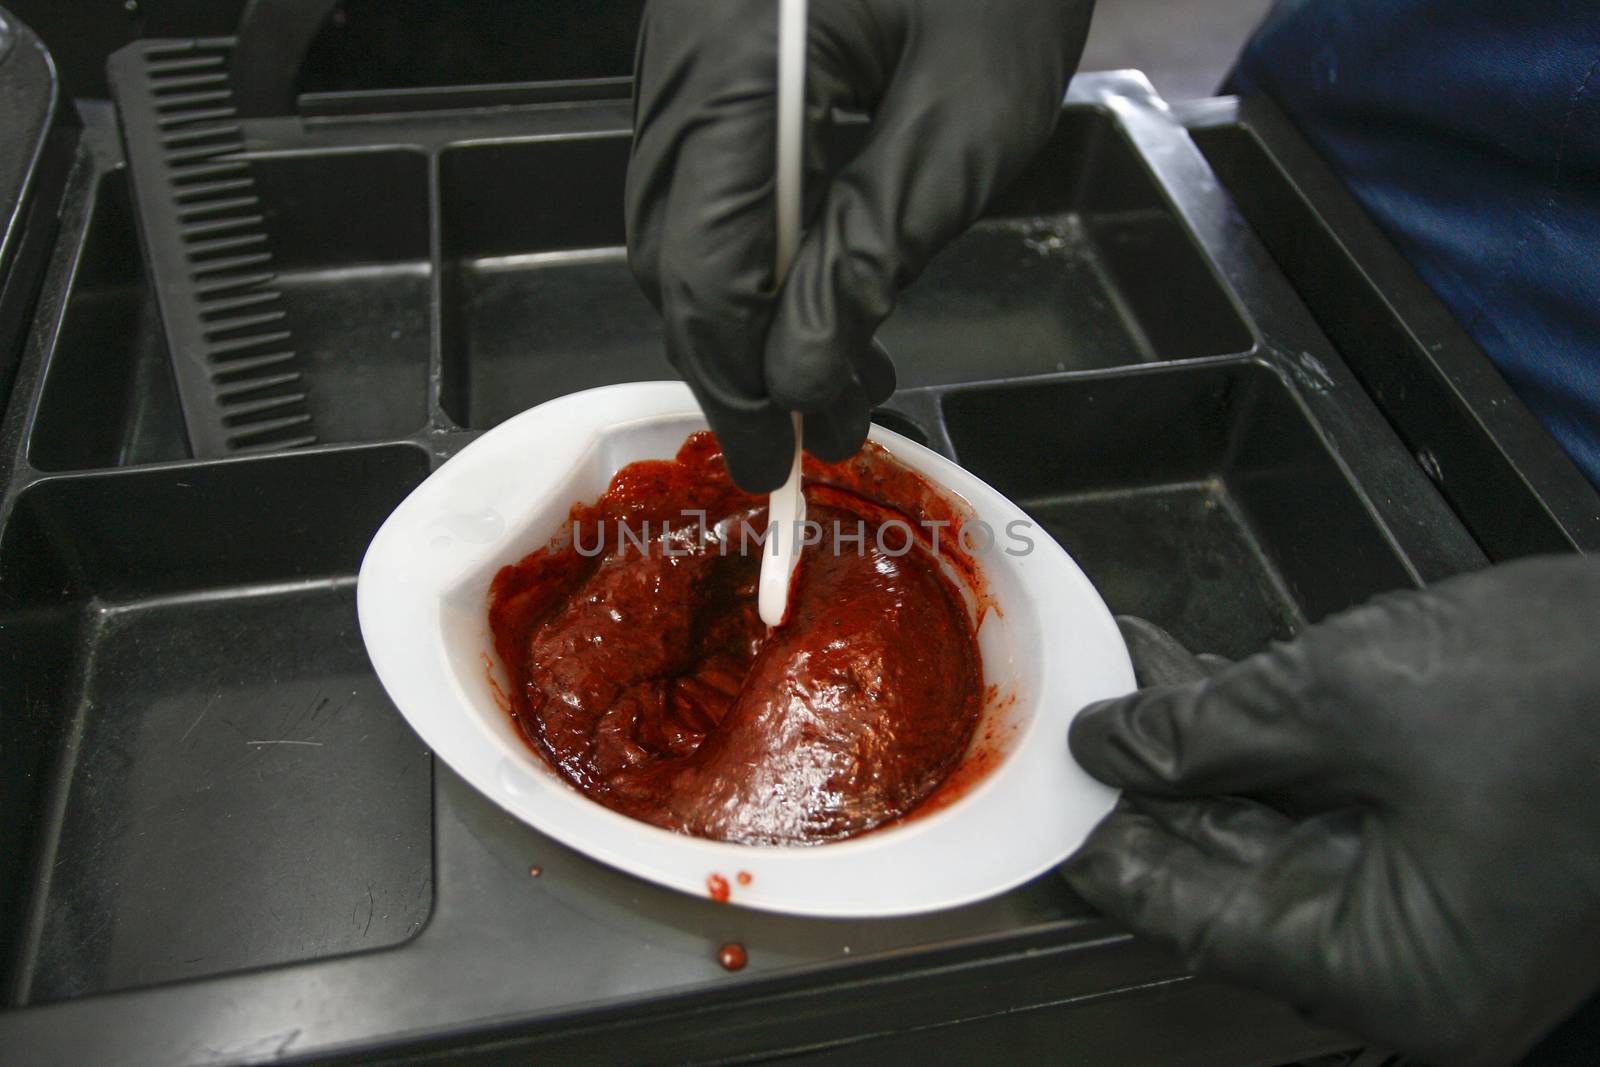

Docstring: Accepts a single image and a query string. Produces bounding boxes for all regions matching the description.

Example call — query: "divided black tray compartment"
[0,445,435,1005]
[434,108,1257,432]
[0,7,75,416]
[104,40,442,458]
[27,166,190,471]
[438,133,655,430]
[246,146,434,444]
[1177,96,1600,561]
[882,108,1253,388]
[29,137,436,473]
[943,360,1414,660]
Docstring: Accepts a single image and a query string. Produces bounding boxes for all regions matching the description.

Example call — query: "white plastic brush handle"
[758,0,809,628]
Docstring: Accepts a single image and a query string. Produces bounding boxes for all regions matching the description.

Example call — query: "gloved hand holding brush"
[626,0,1095,490]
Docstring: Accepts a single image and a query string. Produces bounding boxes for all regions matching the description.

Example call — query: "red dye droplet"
[718,943,748,971]
[707,873,730,902]
[735,870,753,886]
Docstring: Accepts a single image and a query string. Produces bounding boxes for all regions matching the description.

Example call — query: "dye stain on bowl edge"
[707,873,731,903]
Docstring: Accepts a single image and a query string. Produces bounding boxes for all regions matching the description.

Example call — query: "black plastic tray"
[2,61,1573,1064]
[0,9,74,413]
[1176,94,1600,561]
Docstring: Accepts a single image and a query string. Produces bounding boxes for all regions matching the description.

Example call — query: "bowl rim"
[357,381,1131,916]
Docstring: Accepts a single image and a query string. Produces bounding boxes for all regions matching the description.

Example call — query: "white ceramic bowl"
[358,382,1131,917]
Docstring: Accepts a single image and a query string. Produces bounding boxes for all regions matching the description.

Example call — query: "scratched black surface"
[0,444,434,1004]
[28,584,432,1002]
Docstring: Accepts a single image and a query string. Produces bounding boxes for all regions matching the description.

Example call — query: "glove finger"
[858,336,896,406]
[1063,801,1363,1013]
[800,379,872,463]
[1067,804,1507,1062]
[1122,794,1292,868]
[1069,642,1366,806]
[1061,800,1286,960]
[1115,616,1229,688]
[799,337,896,462]
[686,377,797,493]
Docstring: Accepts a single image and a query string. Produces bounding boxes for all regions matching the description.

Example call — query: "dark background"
[6,0,645,99]
[8,0,1268,104]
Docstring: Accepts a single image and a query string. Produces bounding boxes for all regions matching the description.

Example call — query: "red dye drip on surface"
[718,943,748,971]
[487,431,987,846]
[735,870,753,886]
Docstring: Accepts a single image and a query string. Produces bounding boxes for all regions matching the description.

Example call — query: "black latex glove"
[1063,557,1600,1067]
[626,0,1094,490]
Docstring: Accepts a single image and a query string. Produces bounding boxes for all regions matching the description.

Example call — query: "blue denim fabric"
[1231,0,1600,488]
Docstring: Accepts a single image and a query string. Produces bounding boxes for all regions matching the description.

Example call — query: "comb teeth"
[216,371,304,400]
[190,252,274,277]
[171,161,250,185]
[174,178,258,205]
[155,89,236,113]
[179,195,261,222]
[225,414,316,449]
[200,290,282,318]
[162,124,242,149]
[194,271,277,297]
[221,392,310,423]
[206,330,293,357]
[210,351,298,379]
[181,214,266,239]
[186,232,270,259]
[137,40,318,455]
[202,310,288,337]
[159,106,241,130]
[162,128,243,154]
[143,38,235,60]
[166,143,243,167]
[152,72,229,94]
[146,54,226,76]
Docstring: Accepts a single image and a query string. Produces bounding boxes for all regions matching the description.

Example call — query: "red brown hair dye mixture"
[488,432,985,845]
